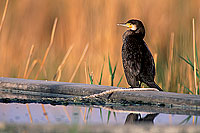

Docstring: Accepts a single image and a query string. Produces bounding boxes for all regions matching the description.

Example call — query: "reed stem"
[69,43,89,82]
[0,0,9,33]
[192,18,198,95]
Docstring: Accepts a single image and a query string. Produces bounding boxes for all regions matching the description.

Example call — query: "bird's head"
[117,19,145,38]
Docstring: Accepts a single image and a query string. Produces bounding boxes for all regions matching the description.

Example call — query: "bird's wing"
[143,41,156,78]
[127,59,141,76]
[123,43,141,77]
[123,58,140,87]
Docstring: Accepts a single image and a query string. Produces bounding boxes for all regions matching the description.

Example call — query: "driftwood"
[0,77,200,116]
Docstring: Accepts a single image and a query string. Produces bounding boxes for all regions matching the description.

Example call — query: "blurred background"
[0,0,200,93]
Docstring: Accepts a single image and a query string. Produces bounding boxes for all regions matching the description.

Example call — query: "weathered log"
[0,77,200,116]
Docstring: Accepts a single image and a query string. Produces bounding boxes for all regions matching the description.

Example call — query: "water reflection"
[0,103,199,125]
[125,113,159,125]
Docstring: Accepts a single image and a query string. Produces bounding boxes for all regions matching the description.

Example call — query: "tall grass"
[23,45,34,79]
[108,55,117,86]
[69,43,89,82]
[53,45,73,81]
[165,33,174,91]
[179,18,200,95]
[35,17,58,80]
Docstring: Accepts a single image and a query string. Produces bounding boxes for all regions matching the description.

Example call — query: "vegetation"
[0,0,199,93]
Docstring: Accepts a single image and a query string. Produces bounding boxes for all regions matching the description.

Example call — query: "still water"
[0,103,199,125]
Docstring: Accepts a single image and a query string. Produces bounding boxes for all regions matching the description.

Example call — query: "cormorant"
[117,19,163,91]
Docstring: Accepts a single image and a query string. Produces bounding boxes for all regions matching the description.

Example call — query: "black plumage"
[118,19,163,91]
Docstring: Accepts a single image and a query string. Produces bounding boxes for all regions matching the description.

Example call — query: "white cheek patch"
[131,24,137,31]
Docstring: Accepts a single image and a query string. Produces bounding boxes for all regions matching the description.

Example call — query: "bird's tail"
[146,81,163,91]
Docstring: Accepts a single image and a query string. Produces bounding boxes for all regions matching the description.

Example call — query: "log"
[0,77,200,116]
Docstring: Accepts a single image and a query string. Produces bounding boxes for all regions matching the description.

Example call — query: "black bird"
[117,19,163,91]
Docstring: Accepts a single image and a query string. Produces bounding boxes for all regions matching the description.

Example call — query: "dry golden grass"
[53,45,73,81]
[165,32,174,91]
[35,17,58,80]
[0,0,200,92]
[23,45,34,78]
[192,18,198,94]
[69,43,89,82]
[25,59,38,79]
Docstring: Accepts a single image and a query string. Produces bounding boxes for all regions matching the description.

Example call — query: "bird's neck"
[123,30,145,40]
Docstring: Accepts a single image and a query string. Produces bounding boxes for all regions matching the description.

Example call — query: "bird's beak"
[117,23,133,29]
[117,23,128,27]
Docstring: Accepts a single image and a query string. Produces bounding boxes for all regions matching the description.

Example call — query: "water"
[0,103,199,125]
